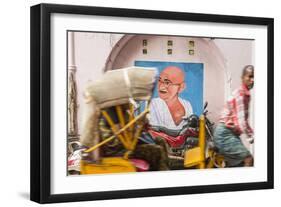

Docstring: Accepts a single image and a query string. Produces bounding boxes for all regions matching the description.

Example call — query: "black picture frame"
[30,3,274,204]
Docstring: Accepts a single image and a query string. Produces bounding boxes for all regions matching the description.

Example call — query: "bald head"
[158,66,186,102]
[160,66,185,84]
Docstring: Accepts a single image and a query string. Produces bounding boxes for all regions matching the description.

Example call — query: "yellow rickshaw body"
[80,157,136,174]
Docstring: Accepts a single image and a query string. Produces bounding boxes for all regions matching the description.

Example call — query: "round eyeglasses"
[158,77,182,88]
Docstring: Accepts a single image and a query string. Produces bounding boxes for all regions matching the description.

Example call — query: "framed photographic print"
[30,3,274,203]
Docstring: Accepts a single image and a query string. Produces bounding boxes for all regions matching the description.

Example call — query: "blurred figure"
[214,65,254,167]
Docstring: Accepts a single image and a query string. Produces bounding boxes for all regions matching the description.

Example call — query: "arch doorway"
[104,34,230,123]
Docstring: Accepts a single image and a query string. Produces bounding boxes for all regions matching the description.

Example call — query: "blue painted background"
[135,61,204,115]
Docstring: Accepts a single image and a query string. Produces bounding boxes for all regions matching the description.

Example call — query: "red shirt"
[219,84,253,136]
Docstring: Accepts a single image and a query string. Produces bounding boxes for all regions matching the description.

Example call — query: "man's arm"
[182,99,193,116]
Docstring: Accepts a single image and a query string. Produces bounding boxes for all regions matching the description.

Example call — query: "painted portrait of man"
[149,66,193,130]
[135,61,204,130]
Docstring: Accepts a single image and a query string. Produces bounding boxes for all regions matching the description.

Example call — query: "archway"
[104,34,230,123]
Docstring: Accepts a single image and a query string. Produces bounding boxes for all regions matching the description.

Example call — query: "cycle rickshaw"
[76,67,223,175]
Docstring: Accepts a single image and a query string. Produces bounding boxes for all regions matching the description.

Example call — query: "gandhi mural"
[149,66,193,130]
